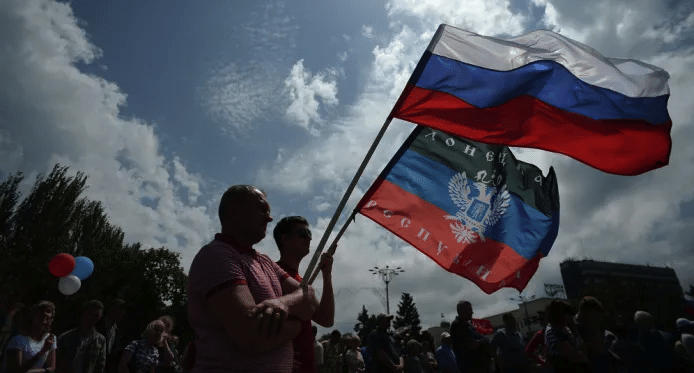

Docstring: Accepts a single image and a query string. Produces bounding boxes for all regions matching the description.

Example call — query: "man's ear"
[223,200,243,223]
[280,231,291,247]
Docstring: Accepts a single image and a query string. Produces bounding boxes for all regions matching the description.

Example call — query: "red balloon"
[48,253,76,277]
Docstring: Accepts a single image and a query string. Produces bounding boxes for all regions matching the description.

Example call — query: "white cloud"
[198,61,284,136]
[197,1,299,137]
[0,0,216,269]
[361,25,375,38]
[284,60,339,130]
[259,26,422,195]
[172,156,203,204]
[643,12,694,44]
[385,0,526,37]
[531,0,694,57]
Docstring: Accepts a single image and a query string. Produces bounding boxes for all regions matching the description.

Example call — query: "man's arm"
[207,284,303,353]
[311,253,334,327]
[465,327,488,351]
[376,350,400,372]
[279,277,320,322]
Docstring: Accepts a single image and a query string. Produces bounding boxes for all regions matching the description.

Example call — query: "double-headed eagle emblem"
[445,172,510,244]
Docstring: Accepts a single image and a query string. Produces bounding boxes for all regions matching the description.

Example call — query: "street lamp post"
[509,294,536,335]
[369,265,405,314]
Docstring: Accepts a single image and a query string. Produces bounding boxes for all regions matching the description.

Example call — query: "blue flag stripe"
[410,51,670,125]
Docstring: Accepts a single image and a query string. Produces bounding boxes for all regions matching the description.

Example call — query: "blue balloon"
[71,256,94,280]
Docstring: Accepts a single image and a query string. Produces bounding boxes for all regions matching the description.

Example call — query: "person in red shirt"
[525,311,547,372]
[274,216,335,373]
[188,185,323,373]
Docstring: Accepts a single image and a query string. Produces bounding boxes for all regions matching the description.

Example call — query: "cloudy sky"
[1,0,693,334]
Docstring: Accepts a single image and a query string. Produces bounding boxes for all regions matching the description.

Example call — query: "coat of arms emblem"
[445,172,510,243]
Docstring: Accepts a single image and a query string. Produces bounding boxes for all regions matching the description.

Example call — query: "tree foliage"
[394,292,421,337]
[354,304,378,343]
[0,164,188,340]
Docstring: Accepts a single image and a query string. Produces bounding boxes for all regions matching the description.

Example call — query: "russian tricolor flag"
[391,25,672,176]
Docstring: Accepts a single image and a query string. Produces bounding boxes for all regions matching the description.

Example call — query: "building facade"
[560,259,685,331]
[485,297,554,339]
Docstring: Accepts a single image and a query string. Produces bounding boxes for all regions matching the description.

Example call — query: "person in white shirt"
[344,336,365,373]
[5,301,57,373]
[313,327,323,372]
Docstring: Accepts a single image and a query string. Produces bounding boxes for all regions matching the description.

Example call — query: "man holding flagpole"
[274,216,335,373]
[450,301,493,373]
[188,185,325,373]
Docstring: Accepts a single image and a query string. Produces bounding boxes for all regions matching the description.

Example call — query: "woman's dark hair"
[546,299,573,325]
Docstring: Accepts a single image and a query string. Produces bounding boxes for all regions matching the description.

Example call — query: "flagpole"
[300,116,394,285]
[306,209,357,285]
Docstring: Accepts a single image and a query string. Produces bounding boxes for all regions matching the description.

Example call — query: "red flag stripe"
[360,178,542,294]
[392,85,672,176]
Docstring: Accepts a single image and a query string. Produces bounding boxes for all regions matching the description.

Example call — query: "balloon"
[71,256,94,280]
[48,253,76,277]
[58,275,81,296]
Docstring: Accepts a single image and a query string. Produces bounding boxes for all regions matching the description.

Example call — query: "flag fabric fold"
[358,126,559,294]
[391,24,672,176]
[471,319,494,335]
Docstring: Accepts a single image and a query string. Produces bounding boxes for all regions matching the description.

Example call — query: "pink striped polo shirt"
[188,234,292,373]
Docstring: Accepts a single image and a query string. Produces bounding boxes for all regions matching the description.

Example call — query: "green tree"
[140,247,188,307]
[0,164,188,338]
[354,305,378,343]
[393,292,421,337]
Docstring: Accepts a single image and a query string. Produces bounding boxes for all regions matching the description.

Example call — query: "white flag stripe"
[427,24,670,98]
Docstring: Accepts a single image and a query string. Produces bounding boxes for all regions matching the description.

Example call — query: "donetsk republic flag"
[358,126,559,294]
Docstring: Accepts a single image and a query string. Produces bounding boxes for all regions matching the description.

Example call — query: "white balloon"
[58,275,81,295]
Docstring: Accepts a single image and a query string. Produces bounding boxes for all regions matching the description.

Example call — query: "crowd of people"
[0,298,197,373]
[1,184,693,373]
[307,297,694,373]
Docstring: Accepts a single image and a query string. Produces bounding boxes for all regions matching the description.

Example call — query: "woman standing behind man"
[4,301,57,373]
[344,336,365,373]
[154,316,180,373]
[118,320,165,373]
